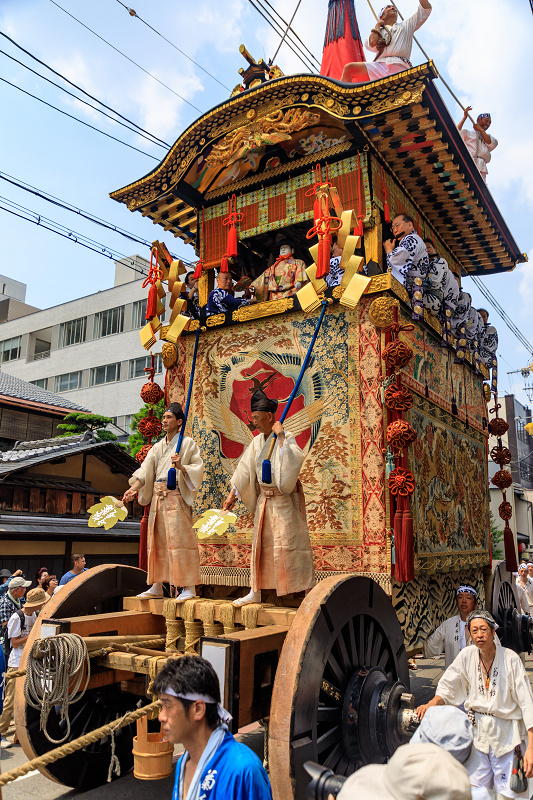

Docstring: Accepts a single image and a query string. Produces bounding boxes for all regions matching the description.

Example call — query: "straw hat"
[22,587,49,613]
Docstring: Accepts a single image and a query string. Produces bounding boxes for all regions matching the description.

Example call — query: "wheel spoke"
[357,616,366,667]
[370,631,384,666]
[337,625,352,674]
[317,705,342,724]
[325,650,347,690]
[316,725,341,755]
[346,618,358,666]
[364,619,375,665]
[323,741,344,771]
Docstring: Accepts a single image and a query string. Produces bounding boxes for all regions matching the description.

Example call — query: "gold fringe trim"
[241,603,261,629]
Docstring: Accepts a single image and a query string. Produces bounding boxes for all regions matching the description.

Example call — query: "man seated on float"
[465,303,483,359]
[422,585,498,669]
[478,308,498,368]
[457,108,498,183]
[383,214,429,308]
[184,271,201,320]
[423,239,459,320]
[450,282,472,337]
[341,1,431,84]
[325,239,344,288]
[251,240,308,303]
[206,269,257,316]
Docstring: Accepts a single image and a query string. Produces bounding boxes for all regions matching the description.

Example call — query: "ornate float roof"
[111,63,525,275]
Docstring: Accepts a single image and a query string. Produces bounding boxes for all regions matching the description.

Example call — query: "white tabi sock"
[233,590,261,607]
[136,582,164,597]
[176,586,196,601]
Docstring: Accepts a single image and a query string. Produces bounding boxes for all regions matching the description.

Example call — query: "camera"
[304,761,347,800]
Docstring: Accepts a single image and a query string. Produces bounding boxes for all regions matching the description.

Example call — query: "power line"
[261,0,320,67]
[271,0,304,64]
[0,76,159,160]
[0,170,195,262]
[0,47,168,150]
[0,30,170,147]
[246,0,316,73]
[469,275,533,355]
[49,0,202,113]
[114,0,231,91]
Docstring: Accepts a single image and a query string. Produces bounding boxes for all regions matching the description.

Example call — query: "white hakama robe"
[231,432,315,596]
[425,255,446,316]
[450,290,471,336]
[131,434,204,586]
[437,644,533,757]
[459,128,498,181]
[386,232,429,319]
[362,3,431,81]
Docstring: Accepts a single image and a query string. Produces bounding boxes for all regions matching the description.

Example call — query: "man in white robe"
[384,213,429,320]
[457,109,498,182]
[341,2,431,83]
[423,585,479,669]
[223,389,315,606]
[417,610,533,799]
[516,564,533,614]
[478,308,498,369]
[123,403,204,600]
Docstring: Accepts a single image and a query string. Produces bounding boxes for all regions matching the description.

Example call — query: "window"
[30,378,48,390]
[55,371,82,392]
[0,336,21,362]
[90,362,121,386]
[132,299,148,329]
[129,355,162,379]
[95,306,124,337]
[59,317,87,348]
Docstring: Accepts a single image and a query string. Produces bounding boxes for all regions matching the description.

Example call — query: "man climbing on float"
[222,389,315,607]
[122,403,204,600]
[340,1,432,84]
[457,108,498,183]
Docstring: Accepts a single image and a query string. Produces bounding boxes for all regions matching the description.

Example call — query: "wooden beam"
[123,596,298,627]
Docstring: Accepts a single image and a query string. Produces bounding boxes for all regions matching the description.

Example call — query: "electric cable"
[49,0,202,113]
[271,0,304,64]
[0,76,159,160]
[0,47,168,150]
[114,0,231,91]
[0,30,170,147]
[469,275,533,355]
[246,0,316,72]
[0,170,194,261]
[261,0,320,67]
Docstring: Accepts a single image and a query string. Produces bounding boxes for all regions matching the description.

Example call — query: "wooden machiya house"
[0,432,142,579]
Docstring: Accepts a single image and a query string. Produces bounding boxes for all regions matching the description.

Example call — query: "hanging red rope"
[306,164,342,278]
[220,194,244,272]
[143,247,164,321]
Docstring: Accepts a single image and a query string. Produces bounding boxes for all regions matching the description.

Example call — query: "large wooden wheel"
[15,564,150,789]
[268,575,411,800]
[491,559,519,626]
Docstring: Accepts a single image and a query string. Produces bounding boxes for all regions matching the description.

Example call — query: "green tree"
[56,412,118,442]
[128,398,165,457]
[490,510,504,560]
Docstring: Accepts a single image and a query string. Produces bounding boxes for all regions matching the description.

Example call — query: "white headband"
[457,585,478,598]
[162,687,232,725]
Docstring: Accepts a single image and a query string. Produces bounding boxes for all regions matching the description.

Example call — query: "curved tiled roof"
[0,371,89,411]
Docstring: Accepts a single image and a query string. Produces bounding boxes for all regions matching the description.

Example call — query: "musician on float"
[251,240,308,303]
[207,270,256,316]
[341,1,431,84]
[222,389,315,607]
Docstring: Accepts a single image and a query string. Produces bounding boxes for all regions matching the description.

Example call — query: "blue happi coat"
[173,729,272,800]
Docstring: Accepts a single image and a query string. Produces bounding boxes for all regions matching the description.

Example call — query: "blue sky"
[1,0,533,403]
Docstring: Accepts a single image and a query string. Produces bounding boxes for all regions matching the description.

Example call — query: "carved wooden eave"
[110,63,525,275]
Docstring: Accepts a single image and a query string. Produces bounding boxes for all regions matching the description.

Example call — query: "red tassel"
[192,259,203,280]
[222,194,242,260]
[395,496,415,582]
[504,521,518,572]
[316,236,331,279]
[383,200,391,224]
[220,256,229,273]
[226,225,238,258]
[145,283,158,320]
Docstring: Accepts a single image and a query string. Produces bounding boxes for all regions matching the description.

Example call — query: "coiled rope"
[24,633,91,744]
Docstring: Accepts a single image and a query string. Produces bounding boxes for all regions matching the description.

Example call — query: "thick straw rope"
[182,599,204,652]
[241,604,261,630]
[219,602,238,634]
[24,634,91,744]
[0,700,162,788]
[196,601,224,637]
[163,599,185,652]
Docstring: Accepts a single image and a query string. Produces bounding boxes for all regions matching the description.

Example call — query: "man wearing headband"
[154,655,272,800]
[417,610,533,799]
[422,585,480,668]
[223,389,315,606]
[122,403,204,600]
[341,1,431,84]
[457,108,498,182]
[516,564,533,615]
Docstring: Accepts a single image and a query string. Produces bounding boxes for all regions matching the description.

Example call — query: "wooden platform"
[123,596,298,627]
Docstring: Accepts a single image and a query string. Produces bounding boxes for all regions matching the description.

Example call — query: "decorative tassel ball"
[382,340,413,371]
[138,416,163,438]
[491,469,513,490]
[162,342,178,369]
[135,443,153,464]
[488,417,509,437]
[388,467,415,496]
[499,500,513,521]
[386,419,417,450]
[384,385,413,411]
[140,381,164,405]
[490,445,512,466]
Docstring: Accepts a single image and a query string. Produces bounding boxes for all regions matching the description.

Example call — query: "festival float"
[8,4,531,799]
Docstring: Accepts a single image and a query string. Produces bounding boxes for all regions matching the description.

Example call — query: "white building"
[0,256,164,435]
